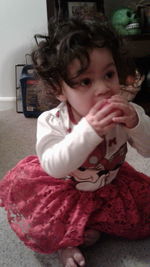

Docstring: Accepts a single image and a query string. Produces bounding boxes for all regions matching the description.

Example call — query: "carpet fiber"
[0,109,150,267]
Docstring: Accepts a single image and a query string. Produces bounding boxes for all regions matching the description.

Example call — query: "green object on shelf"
[111,8,141,36]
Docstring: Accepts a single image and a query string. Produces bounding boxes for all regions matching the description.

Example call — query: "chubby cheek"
[81,102,94,116]
[70,97,93,119]
[76,96,95,115]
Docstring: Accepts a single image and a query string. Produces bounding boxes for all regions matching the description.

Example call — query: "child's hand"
[107,95,139,129]
[85,98,123,137]
[85,95,139,137]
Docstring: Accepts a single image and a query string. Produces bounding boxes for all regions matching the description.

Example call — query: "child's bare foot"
[58,246,85,267]
[58,230,100,266]
[83,229,101,246]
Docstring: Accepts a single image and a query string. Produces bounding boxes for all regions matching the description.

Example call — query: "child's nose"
[94,81,112,97]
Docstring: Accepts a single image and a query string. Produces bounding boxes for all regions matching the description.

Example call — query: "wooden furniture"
[46,0,104,20]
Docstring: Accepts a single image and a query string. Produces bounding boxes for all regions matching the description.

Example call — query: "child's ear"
[56,94,67,102]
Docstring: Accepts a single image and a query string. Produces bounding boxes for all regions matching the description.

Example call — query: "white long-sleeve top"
[36,102,150,191]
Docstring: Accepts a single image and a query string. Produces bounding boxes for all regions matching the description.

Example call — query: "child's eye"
[105,71,115,80]
[80,78,91,86]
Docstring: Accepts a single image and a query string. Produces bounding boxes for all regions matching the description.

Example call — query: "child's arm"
[36,109,102,178]
[125,103,150,157]
[108,95,150,157]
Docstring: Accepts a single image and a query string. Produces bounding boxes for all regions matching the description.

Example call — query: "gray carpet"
[0,109,150,267]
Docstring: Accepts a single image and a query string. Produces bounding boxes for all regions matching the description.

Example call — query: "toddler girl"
[0,17,150,267]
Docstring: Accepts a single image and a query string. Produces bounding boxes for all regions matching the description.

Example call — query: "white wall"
[0,0,47,110]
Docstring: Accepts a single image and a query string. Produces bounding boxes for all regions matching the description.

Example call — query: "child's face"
[59,48,120,122]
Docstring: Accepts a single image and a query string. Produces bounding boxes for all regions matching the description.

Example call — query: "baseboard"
[0,97,16,111]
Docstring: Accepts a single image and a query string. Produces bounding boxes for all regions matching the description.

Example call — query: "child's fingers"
[112,115,127,124]
[98,110,122,127]
[108,95,129,108]
[89,99,109,115]
[106,102,128,114]
[96,103,123,121]
[106,97,132,117]
[108,94,127,102]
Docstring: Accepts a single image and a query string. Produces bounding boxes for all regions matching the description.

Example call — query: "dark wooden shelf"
[46,0,104,20]
[123,33,150,41]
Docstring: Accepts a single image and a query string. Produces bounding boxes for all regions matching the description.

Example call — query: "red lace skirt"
[0,155,150,254]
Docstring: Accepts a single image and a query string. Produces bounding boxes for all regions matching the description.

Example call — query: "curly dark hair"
[32,17,135,97]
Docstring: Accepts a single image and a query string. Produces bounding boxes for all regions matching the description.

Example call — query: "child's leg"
[83,229,101,246]
[90,162,150,240]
